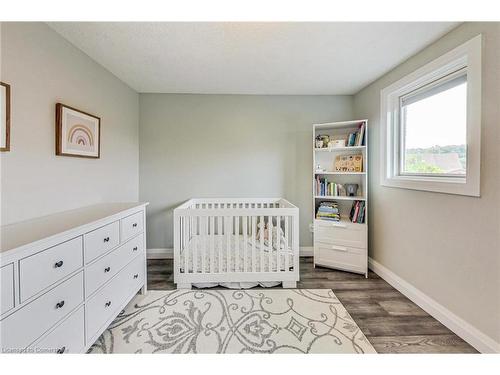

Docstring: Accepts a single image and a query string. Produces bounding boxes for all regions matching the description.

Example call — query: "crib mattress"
[179,234,294,274]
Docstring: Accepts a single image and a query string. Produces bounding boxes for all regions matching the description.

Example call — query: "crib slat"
[193,217,198,273]
[251,216,256,273]
[226,216,231,273]
[276,215,281,273]
[259,215,264,272]
[268,215,273,272]
[217,216,222,273]
[243,216,248,272]
[235,216,240,272]
[182,216,186,274]
[210,216,215,274]
[285,216,289,273]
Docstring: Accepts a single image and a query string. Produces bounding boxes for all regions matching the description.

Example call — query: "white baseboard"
[300,246,313,256]
[147,247,314,260]
[369,257,500,354]
[147,248,173,259]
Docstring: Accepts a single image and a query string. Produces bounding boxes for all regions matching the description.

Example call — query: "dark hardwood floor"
[147,257,477,353]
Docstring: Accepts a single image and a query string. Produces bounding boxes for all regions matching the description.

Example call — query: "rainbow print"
[67,124,94,147]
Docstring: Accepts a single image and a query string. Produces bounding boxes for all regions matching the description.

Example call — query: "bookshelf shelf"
[314,217,365,227]
[314,146,366,152]
[314,195,366,201]
[312,119,368,277]
[314,172,366,175]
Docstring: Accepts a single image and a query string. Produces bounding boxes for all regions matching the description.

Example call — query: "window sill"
[381,176,480,197]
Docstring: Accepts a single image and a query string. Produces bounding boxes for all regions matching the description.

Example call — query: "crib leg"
[177,283,192,289]
[282,281,297,289]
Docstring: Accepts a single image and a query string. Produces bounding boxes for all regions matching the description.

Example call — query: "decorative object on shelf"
[56,103,101,158]
[315,164,326,173]
[315,134,330,148]
[334,154,363,172]
[328,139,346,148]
[345,183,359,197]
[0,81,10,152]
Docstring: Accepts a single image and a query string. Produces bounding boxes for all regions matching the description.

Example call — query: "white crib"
[173,198,299,289]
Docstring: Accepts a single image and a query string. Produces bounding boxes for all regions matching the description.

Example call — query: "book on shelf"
[349,200,366,223]
[346,122,366,147]
[315,177,347,197]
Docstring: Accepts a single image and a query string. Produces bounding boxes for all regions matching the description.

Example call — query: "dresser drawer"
[1,263,15,315]
[314,241,367,274]
[30,306,84,354]
[85,234,144,297]
[84,221,120,264]
[19,237,83,303]
[0,272,84,350]
[314,220,367,249]
[121,211,144,242]
[86,255,145,343]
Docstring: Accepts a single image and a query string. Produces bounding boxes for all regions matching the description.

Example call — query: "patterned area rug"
[88,289,376,354]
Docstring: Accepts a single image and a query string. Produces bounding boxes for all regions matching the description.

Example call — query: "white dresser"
[0,202,148,353]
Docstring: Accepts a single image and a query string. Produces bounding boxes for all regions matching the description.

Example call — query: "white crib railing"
[173,198,299,289]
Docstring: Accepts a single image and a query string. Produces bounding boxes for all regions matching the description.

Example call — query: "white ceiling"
[48,22,459,95]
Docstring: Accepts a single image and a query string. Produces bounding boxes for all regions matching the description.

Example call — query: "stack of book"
[316,202,341,222]
[346,122,366,147]
[349,200,366,223]
[315,177,346,196]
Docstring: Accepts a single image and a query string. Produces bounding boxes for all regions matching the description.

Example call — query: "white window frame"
[380,35,482,197]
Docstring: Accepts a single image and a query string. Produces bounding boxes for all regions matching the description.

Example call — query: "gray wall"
[353,22,500,346]
[139,94,353,249]
[0,23,139,225]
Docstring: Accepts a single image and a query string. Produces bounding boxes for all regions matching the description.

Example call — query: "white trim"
[147,248,173,259]
[299,246,313,257]
[147,246,314,259]
[380,35,482,197]
[369,257,500,354]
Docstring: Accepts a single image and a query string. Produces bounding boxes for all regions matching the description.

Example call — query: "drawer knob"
[56,346,66,354]
[54,260,64,268]
[104,266,111,273]
[105,301,112,308]
[55,300,65,309]
[132,223,138,228]
[103,237,110,243]
[133,274,139,279]
[133,246,138,251]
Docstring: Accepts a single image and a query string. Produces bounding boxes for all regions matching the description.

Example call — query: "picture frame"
[1,82,11,152]
[56,103,100,158]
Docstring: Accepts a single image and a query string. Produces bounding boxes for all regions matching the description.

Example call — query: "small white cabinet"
[0,202,148,353]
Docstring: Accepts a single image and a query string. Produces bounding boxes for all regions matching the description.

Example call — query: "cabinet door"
[30,306,85,354]
[1,263,15,315]
[84,221,120,263]
[0,272,84,350]
[121,211,144,242]
[19,237,83,302]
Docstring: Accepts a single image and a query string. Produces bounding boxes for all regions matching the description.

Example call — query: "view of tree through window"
[401,76,467,175]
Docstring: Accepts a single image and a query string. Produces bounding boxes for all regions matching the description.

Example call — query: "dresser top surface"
[0,202,148,254]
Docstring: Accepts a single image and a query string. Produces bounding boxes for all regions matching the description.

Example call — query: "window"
[380,35,481,196]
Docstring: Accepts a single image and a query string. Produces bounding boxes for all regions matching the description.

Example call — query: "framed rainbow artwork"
[56,103,100,158]
[0,82,10,152]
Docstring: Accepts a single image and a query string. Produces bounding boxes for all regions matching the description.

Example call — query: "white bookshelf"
[312,120,368,277]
